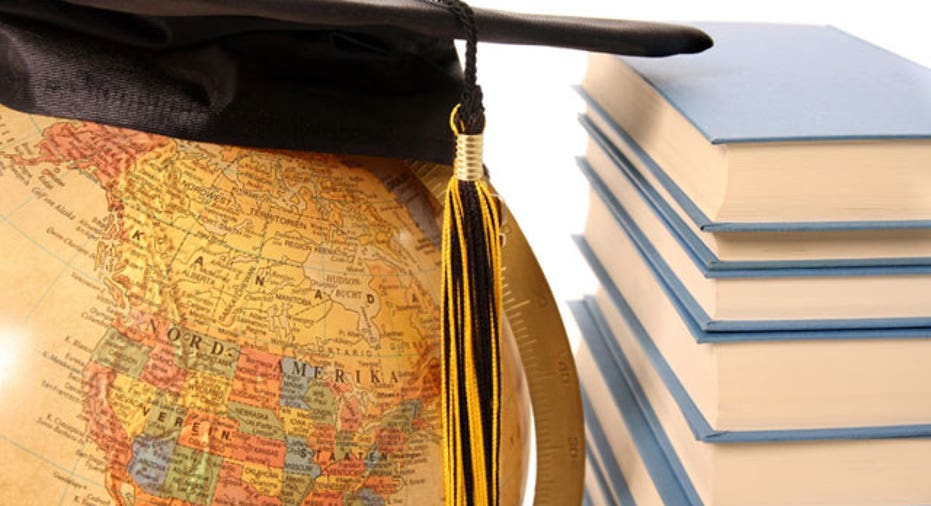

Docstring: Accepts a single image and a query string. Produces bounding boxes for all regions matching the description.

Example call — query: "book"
[581,159,931,328]
[583,401,680,506]
[578,320,699,505]
[584,389,637,506]
[583,442,622,506]
[578,339,701,506]
[580,23,931,225]
[574,298,931,505]
[574,225,931,430]
[580,104,931,267]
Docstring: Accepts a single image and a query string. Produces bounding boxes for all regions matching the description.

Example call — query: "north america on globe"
[0,104,527,505]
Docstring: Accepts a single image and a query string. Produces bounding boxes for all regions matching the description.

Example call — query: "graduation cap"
[0,0,711,163]
[0,1,710,504]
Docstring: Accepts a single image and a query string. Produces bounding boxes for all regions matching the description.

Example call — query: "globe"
[0,104,530,505]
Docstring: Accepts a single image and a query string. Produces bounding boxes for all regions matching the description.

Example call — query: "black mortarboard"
[0,0,710,164]
[0,2,710,505]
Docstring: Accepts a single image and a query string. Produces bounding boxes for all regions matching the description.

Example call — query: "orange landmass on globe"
[4,118,447,505]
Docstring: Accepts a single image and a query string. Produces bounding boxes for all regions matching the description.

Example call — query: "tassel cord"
[418,0,485,135]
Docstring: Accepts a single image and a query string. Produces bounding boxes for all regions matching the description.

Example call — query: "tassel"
[412,0,502,502]
[441,107,502,506]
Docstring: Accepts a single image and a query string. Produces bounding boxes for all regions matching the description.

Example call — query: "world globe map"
[0,104,529,505]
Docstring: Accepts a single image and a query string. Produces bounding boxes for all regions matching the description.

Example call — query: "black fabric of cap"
[0,0,712,163]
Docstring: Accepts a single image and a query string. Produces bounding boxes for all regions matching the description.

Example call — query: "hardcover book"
[580,162,931,329]
[579,106,931,266]
[581,23,931,225]
[574,299,931,505]
[576,230,931,430]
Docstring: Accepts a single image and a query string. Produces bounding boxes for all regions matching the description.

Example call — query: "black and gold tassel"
[416,0,503,504]
[441,107,502,506]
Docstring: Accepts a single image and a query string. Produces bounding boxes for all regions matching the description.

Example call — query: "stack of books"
[573,23,931,505]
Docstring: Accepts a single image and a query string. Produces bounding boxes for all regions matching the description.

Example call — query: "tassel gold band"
[454,133,485,181]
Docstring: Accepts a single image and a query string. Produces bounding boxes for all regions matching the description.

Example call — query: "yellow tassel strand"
[441,111,502,506]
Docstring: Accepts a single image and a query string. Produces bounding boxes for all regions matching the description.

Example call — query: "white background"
[457,1,931,503]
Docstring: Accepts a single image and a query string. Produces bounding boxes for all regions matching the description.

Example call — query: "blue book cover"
[580,113,931,269]
[619,23,931,144]
[584,441,628,506]
[578,88,931,232]
[574,301,701,506]
[575,296,931,443]
[578,159,931,331]
[576,231,931,340]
